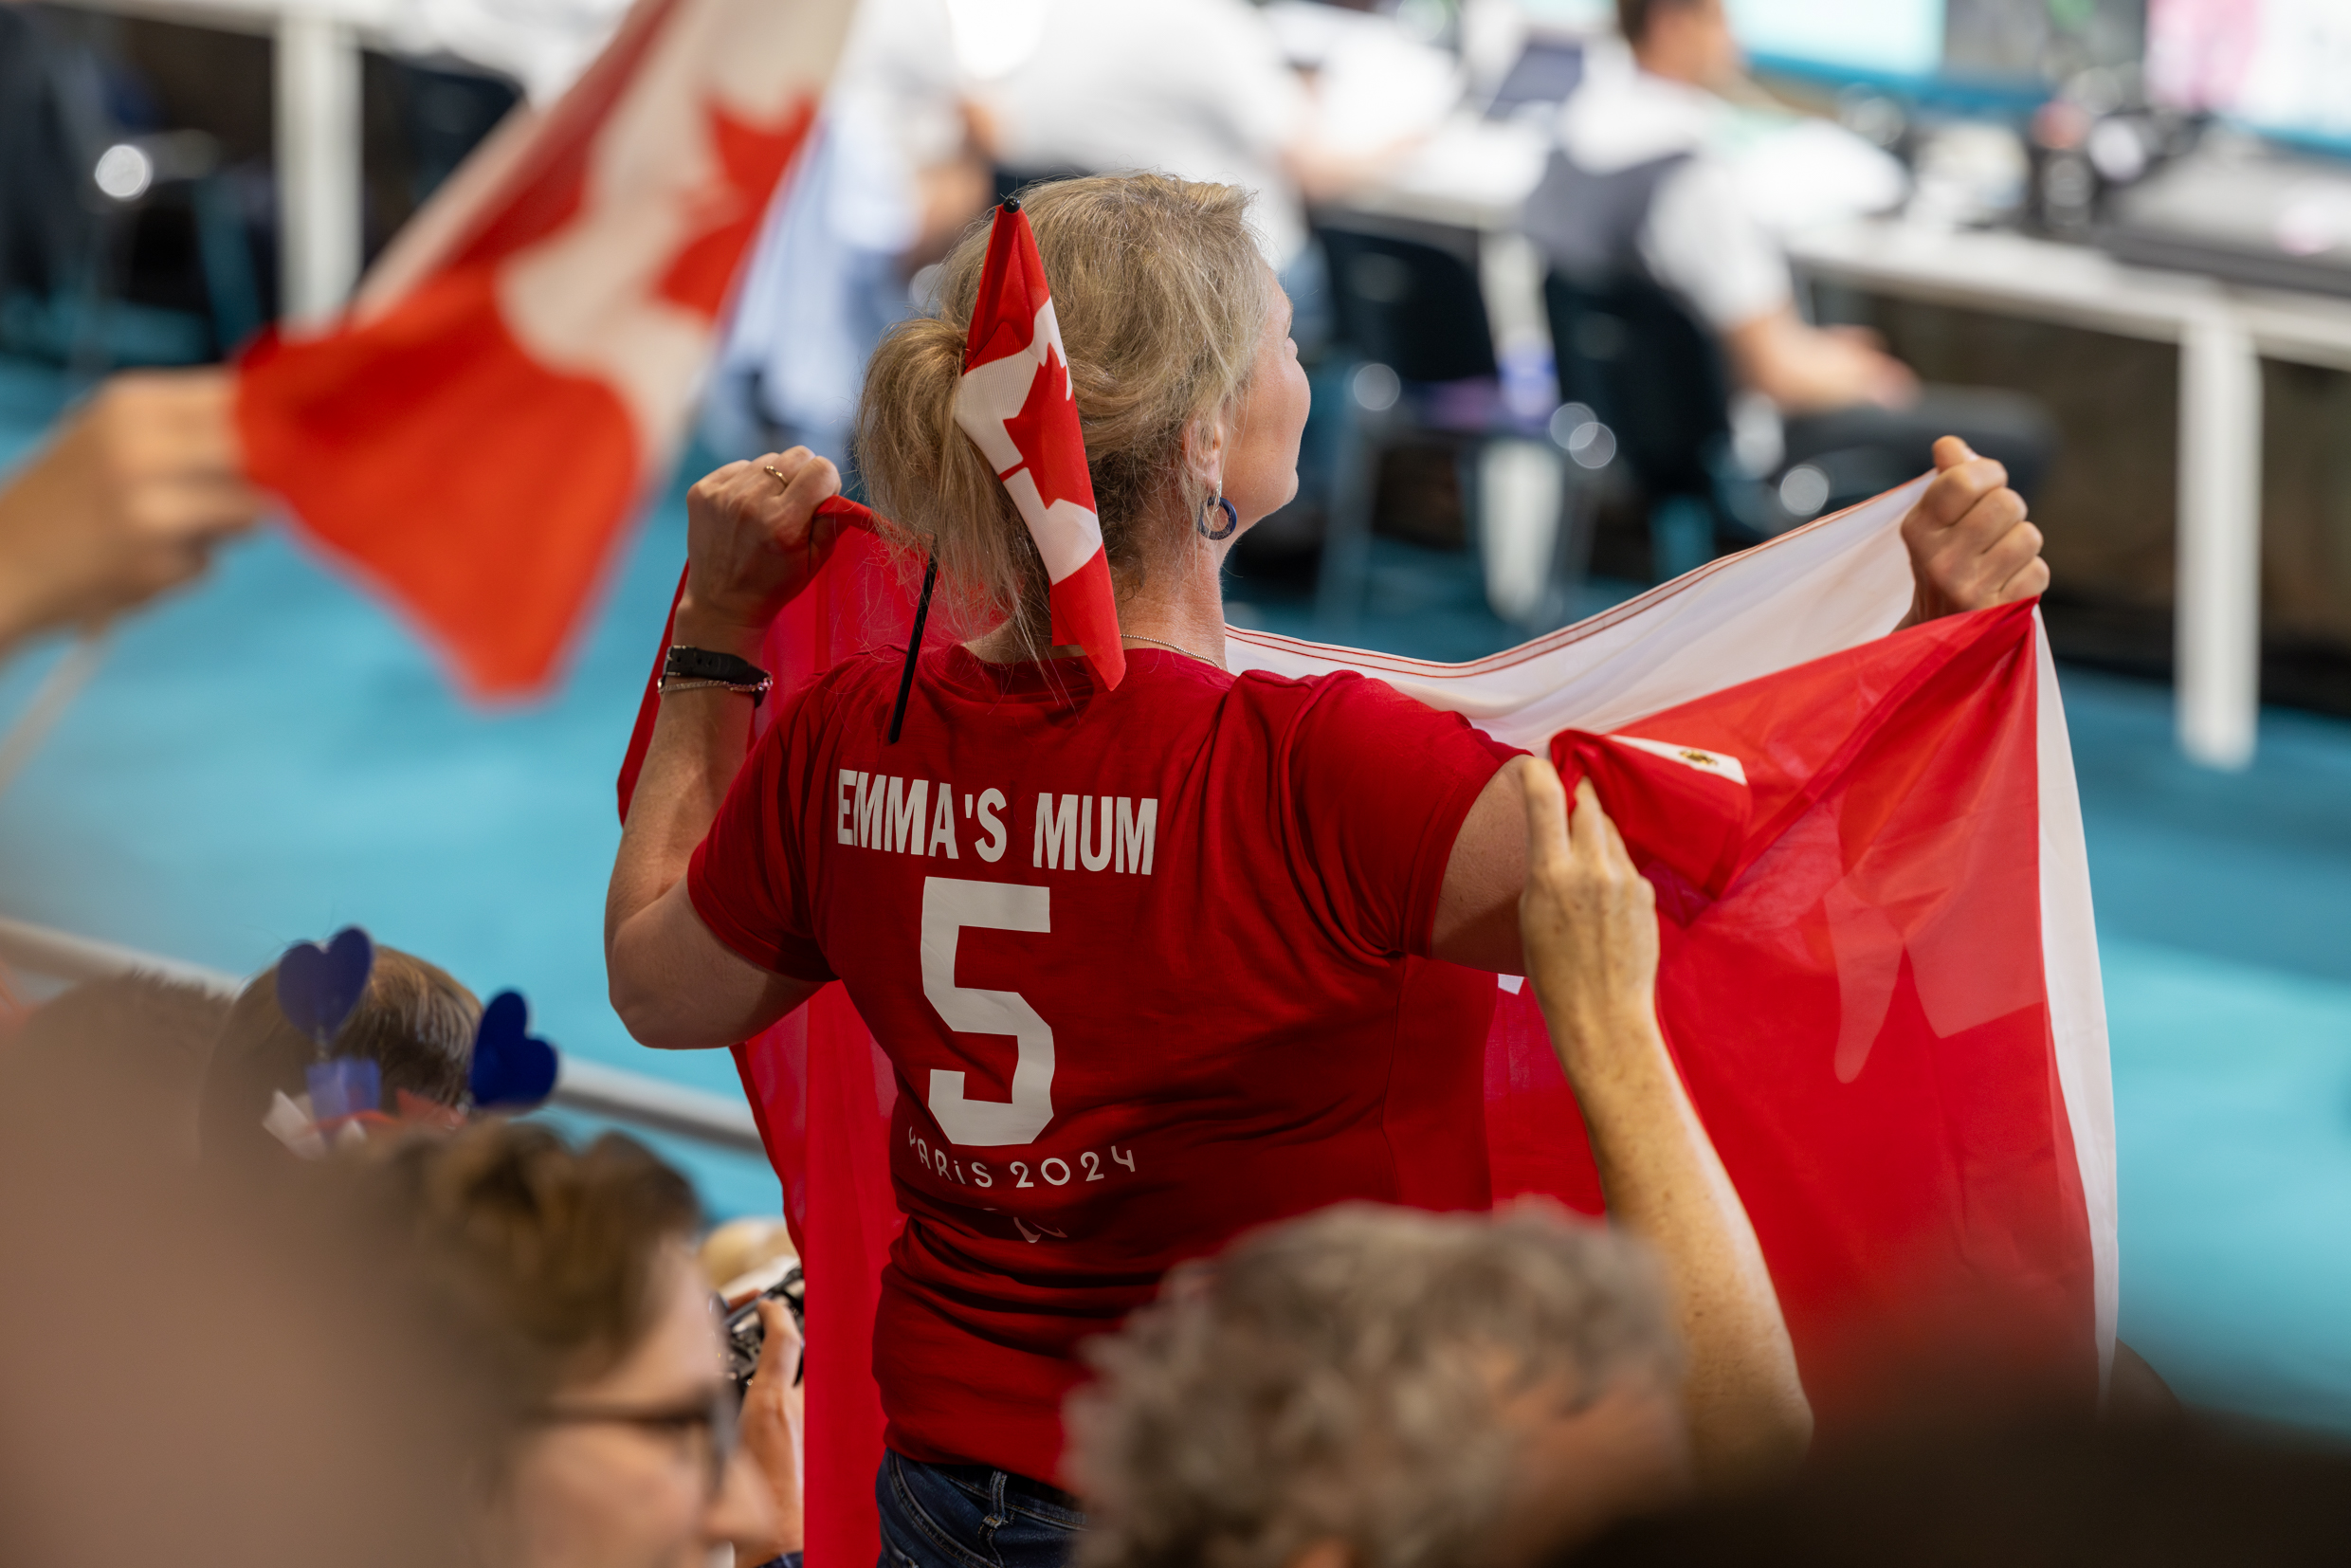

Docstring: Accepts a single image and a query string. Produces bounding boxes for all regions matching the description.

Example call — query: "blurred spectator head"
[702,1213,799,1298]
[1618,0,1740,87]
[0,971,230,1158]
[352,1120,775,1568]
[0,1011,484,1568]
[1558,1416,2351,1568]
[197,944,481,1162]
[1067,1199,1686,1568]
[859,172,1283,643]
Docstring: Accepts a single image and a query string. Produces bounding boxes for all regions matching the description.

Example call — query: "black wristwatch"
[660,646,774,706]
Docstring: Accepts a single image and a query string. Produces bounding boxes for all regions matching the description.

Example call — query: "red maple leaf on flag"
[997,340,1094,513]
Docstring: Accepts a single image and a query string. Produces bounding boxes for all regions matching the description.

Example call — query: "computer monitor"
[1943,0,2143,86]
[2147,0,2351,150]
[1729,0,2142,93]
[1485,37,1589,116]
[1726,0,1946,82]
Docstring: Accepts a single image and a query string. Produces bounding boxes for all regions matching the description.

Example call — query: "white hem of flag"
[2034,610,2120,1393]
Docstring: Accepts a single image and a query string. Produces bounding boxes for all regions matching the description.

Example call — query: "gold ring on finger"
[761,464,790,490]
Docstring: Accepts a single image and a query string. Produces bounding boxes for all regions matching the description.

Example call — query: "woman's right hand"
[676,447,844,653]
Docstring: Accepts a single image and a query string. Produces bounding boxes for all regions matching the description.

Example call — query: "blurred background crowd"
[5,0,2351,1560]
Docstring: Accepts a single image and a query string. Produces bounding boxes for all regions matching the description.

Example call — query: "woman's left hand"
[1896,435,2048,628]
[676,447,844,652]
[732,1296,807,1561]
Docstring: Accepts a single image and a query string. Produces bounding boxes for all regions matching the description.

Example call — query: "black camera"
[722,1261,805,1401]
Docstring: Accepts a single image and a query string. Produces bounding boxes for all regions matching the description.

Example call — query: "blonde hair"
[856,173,1278,645]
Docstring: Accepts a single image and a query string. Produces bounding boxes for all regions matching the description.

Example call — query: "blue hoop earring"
[1197,495,1239,540]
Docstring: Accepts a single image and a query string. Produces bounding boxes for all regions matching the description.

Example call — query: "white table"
[1340,116,2351,767]
[47,0,397,327]
[1784,220,2351,770]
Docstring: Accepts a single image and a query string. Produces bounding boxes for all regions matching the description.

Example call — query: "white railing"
[0,915,765,1156]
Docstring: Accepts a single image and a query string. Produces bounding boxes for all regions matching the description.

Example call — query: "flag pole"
[885,556,939,744]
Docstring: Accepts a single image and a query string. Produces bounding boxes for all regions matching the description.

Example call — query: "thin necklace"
[1121,631,1224,668]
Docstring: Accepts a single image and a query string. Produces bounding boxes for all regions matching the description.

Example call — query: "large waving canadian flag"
[237,0,856,696]
[616,478,2116,1565]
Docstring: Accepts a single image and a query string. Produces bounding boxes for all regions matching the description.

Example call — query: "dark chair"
[1543,269,1891,579]
[1321,227,1498,385]
[1313,227,1595,633]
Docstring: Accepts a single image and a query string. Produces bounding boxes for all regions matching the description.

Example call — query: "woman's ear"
[1182,411,1229,497]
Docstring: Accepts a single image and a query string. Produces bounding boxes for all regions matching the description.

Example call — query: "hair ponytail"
[856,173,1275,645]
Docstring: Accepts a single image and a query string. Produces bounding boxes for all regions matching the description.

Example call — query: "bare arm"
[1721,304,1916,415]
[1722,309,2051,627]
[1515,757,1811,1490]
[604,449,844,1050]
[1431,764,1529,974]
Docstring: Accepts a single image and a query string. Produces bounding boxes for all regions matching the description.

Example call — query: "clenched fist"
[1897,435,2050,628]
[675,447,845,655]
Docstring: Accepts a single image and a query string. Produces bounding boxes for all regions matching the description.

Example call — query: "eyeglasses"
[536,1386,740,1498]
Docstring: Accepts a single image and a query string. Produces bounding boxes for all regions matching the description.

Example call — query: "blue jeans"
[875,1449,1084,1568]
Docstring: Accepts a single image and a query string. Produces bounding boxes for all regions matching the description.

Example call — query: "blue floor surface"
[4,362,2349,1433]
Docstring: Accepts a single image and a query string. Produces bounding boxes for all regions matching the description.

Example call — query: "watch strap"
[661,646,773,705]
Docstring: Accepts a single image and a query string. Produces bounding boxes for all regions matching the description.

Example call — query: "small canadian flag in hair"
[952,201,1126,691]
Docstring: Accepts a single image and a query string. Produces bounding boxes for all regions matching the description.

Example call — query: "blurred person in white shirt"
[974,0,1315,270]
[1523,0,2051,501]
[702,0,991,465]
[967,0,1422,278]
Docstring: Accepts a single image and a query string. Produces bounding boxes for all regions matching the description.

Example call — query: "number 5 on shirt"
[920,877,1055,1146]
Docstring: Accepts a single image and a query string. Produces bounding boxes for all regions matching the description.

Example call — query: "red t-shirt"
[687,645,1518,1480]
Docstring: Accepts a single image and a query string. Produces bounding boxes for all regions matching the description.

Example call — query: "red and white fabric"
[1228,476,2115,1399]
[236,0,857,696]
[951,205,1126,691]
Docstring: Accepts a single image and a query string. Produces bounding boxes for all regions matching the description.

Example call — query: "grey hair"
[1066,1199,1681,1568]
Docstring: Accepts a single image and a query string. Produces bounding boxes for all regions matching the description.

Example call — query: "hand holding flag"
[1898,436,2050,628]
[677,448,850,646]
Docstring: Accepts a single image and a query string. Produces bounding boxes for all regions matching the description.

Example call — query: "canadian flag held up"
[236,0,856,697]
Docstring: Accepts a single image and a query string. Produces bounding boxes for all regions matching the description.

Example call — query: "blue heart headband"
[276,925,374,1053]
[271,927,558,1119]
[276,926,385,1123]
[469,989,560,1110]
